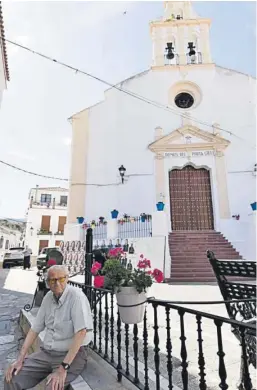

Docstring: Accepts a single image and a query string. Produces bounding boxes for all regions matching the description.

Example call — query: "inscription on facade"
[164,150,216,158]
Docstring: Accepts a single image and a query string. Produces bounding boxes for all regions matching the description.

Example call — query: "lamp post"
[118,165,126,184]
[30,227,34,236]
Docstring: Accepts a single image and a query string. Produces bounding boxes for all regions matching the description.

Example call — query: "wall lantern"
[118,165,126,184]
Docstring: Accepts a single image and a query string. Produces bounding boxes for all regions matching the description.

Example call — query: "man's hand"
[5,358,24,383]
[46,367,67,390]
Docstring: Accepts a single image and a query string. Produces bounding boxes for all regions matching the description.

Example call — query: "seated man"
[5,265,93,390]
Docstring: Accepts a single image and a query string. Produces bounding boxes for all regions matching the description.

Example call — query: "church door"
[169,165,214,230]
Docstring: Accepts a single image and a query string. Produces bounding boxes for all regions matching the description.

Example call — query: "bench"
[207,251,256,390]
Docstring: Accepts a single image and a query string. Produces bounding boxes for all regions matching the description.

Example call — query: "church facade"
[67,1,256,268]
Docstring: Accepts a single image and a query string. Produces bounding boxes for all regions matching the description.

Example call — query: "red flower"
[140,254,144,259]
[137,259,151,269]
[94,275,105,288]
[91,261,102,275]
[94,261,102,270]
[152,269,164,283]
[147,270,152,275]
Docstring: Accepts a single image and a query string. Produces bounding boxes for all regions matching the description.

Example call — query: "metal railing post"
[85,228,93,287]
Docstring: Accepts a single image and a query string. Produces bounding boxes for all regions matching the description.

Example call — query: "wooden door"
[58,216,66,233]
[41,215,51,231]
[169,165,214,230]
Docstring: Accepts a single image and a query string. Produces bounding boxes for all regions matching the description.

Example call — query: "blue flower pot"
[156,202,165,211]
[250,202,256,211]
[77,217,84,224]
[111,210,119,219]
[141,216,146,222]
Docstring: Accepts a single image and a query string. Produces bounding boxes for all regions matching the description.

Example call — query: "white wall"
[25,207,67,256]
[82,66,256,228]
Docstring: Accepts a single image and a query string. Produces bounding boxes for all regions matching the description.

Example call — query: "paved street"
[0,269,33,389]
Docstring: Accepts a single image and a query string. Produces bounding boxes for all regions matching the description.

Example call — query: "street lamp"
[118,165,126,184]
[30,226,34,236]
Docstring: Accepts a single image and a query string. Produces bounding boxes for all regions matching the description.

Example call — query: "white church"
[66,1,256,281]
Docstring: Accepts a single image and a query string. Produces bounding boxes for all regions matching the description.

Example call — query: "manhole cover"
[0,321,11,336]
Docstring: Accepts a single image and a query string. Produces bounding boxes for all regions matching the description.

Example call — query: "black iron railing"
[91,223,107,240]
[117,217,152,239]
[69,281,256,390]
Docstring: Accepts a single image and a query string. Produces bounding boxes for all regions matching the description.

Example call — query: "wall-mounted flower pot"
[156,202,165,211]
[111,210,119,219]
[141,216,146,222]
[251,202,256,211]
[77,217,84,224]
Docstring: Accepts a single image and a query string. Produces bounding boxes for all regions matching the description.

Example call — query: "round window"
[174,92,194,109]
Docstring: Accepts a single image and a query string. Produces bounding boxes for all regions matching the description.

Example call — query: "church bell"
[165,42,174,60]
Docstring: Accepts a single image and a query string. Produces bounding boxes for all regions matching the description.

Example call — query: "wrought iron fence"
[69,281,256,390]
[118,217,152,239]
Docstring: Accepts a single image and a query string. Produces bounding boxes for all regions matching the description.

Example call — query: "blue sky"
[0,1,256,218]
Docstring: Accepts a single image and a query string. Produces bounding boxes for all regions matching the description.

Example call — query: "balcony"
[54,231,64,236]
[29,201,67,210]
[37,229,52,236]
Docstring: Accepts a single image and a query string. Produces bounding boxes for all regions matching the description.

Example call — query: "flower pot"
[250,202,256,211]
[77,217,84,224]
[156,202,165,211]
[116,286,147,324]
[111,210,119,219]
[141,216,146,222]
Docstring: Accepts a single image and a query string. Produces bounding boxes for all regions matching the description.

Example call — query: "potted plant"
[250,202,256,211]
[140,213,147,222]
[111,209,119,219]
[99,216,105,224]
[91,250,164,324]
[77,217,84,224]
[156,201,165,211]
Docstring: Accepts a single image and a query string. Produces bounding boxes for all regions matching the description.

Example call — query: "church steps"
[169,231,243,282]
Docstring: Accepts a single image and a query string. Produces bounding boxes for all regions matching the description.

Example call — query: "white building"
[0,219,25,262]
[25,186,68,256]
[0,1,10,108]
[66,1,256,281]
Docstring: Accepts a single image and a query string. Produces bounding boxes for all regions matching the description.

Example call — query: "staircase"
[167,231,243,283]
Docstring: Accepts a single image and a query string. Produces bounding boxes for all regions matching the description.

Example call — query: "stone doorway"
[169,165,214,230]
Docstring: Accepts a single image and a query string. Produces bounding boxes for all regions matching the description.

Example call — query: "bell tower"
[150,1,212,67]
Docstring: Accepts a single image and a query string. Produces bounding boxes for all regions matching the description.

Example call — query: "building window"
[60,196,68,206]
[0,236,3,249]
[40,194,52,204]
[5,240,9,250]
[174,92,194,109]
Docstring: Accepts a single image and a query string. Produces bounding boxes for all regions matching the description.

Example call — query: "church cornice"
[151,63,215,72]
[150,18,211,33]
[148,125,230,153]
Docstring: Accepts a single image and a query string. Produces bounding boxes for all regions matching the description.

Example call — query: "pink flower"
[94,275,105,288]
[152,269,164,283]
[94,261,102,270]
[147,270,152,275]
[91,261,102,275]
[137,258,151,269]
[140,254,144,259]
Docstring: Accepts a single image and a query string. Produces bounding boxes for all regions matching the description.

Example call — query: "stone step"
[167,277,217,283]
[169,230,242,282]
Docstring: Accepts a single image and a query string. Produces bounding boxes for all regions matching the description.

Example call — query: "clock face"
[175,92,194,109]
